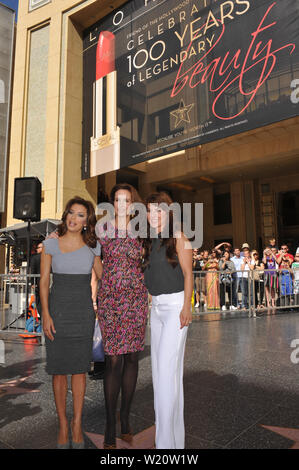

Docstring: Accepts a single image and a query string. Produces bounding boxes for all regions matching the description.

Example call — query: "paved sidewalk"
[1,311,299,449]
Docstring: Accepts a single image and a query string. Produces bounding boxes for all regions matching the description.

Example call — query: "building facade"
[5,0,299,255]
[0,3,15,272]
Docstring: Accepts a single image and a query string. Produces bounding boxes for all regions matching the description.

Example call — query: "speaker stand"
[3,221,31,331]
[25,220,31,322]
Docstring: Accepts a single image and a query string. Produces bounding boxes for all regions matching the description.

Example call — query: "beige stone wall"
[6,0,127,226]
[24,24,50,184]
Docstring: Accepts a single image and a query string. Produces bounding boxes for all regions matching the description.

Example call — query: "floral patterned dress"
[97,221,148,356]
[204,260,220,310]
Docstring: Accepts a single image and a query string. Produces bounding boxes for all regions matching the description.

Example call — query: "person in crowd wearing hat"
[240,243,250,257]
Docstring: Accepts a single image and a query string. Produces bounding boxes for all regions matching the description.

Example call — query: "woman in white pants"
[143,192,193,449]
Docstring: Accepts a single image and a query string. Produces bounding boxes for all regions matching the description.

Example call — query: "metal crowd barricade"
[1,269,298,333]
[0,274,43,339]
[192,269,299,317]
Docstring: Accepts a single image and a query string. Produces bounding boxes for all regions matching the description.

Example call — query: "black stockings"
[104,352,139,444]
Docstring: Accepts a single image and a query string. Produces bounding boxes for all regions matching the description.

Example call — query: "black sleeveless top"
[144,238,185,296]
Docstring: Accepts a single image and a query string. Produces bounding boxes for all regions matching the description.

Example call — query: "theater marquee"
[82,0,299,178]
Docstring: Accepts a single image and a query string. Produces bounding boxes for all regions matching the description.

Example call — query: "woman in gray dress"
[40,197,102,449]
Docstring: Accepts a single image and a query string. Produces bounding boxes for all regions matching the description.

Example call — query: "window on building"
[29,0,51,12]
[213,192,232,225]
[280,191,299,226]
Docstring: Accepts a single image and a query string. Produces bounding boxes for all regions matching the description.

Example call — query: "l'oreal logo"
[88,0,160,43]
[144,0,160,6]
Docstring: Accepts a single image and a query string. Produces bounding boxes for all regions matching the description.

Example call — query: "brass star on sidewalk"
[0,376,41,397]
[262,425,299,449]
[85,425,155,449]
[170,100,194,128]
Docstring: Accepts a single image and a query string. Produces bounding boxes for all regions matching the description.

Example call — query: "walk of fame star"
[0,376,41,397]
[170,100,194,128]
[85,425,155,449]
[262,425,299,449]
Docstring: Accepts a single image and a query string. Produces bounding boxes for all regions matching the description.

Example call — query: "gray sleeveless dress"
[43,238,101,375]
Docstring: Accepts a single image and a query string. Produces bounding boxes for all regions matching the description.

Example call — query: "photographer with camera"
[276,245,294,308]
[193,249,202,308]
[276,245,294,267]
[214,242,232,258]
[241,248,254,310]
[219,251,235,311]
[292,253,299,308]
[263,247,278,310]
[251,251,265,310]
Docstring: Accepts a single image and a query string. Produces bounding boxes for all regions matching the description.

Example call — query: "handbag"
[92,319,105,362]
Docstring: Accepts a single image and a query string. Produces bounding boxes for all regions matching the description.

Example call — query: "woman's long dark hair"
[142,192,181,271]
[110,183,142,205]
[57,196,97,248]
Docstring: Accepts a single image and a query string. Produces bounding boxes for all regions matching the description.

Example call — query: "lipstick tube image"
[90,31,120,176]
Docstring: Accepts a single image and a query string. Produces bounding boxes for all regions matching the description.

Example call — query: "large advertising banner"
[0,5,15,212]
[82,0,299,179]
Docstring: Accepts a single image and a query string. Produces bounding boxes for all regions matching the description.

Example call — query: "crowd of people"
[193,239,299,312]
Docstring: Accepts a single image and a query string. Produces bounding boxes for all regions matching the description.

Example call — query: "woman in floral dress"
[96,183,148,449]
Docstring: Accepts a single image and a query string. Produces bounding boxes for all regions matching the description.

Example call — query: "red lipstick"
[91,31,120,176]
[96,31,115,80]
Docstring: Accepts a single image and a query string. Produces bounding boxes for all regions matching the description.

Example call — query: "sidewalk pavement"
[0,311,299,449]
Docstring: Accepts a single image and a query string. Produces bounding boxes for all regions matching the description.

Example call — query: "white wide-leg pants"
[150,291,188,449]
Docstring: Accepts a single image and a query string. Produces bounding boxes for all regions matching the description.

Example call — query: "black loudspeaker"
[13,177,42,221]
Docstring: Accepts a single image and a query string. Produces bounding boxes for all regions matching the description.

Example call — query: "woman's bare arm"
[40,247,56,341]
[176,233,193,329]
[93,257,103,280]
